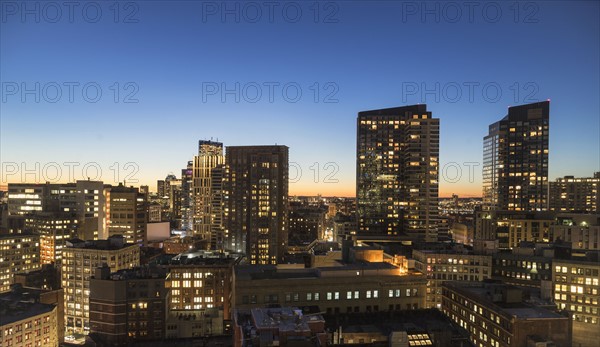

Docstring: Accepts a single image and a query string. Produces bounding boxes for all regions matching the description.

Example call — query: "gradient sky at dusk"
[1,1,599,197]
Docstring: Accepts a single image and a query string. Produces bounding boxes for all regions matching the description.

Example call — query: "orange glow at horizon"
[289,182,482,198]
[2,179,482,199]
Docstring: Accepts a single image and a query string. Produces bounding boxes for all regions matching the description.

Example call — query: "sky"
[1,0,599,197]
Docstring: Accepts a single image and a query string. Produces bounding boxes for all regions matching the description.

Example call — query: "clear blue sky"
[1,1,598,197]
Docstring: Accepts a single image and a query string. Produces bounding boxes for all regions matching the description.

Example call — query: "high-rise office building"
[193,140,225,244]
[356,105,440,242]
[106,184,147,245]
[483,101,549,211]
[157,180,166,198]
[181,161,194,230]
[62,236,140,334]
[168,178,183,228]
[224,145,289,264]
[549,173,599,213]
[164,174,177,200]
[210,165,226,250]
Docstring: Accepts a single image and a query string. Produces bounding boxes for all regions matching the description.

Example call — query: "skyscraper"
[210,165,225,250]
[181,161,194,230]
[483,101,549,211]
[224,145,289,264]
[356,105,440,242]
[192,140,225,243]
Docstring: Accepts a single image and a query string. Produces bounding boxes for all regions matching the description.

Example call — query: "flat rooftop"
[235,261,418,281]
[250,307,323,332]
[163,250,241,266]
[0,292,55,326]
[444,282,566,320]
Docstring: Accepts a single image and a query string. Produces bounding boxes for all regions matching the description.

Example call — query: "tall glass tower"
[356,105,440,242]
[483,101,550,211]
[192,140,224,244]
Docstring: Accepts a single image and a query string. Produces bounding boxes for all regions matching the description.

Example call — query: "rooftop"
[156,250,241,266]
[444,281,566,320]
[65,236,136,250]
[359,104,428,117]
[235,261,416,281]
[97,265,167,281]
[0,290,56,326]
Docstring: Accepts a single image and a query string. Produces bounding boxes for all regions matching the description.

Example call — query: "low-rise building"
[491,242,570,296]
[552,256,600,347]
[162,236,205,255]
[413,248,492,309]
[160,250,240,321]
[474,211,554,249]
[0,288,59,347]
[233,307,327,347]
[549,214,600,250]
[165,308,223,339]
[442,281,571,347]
[89,265,167,345]
[14,264,61,291]
[233,261,427,315]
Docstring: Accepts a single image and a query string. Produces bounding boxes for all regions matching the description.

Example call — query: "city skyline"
[2,2,599,346]
[0,98,595,198]
[2,2,599,198]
